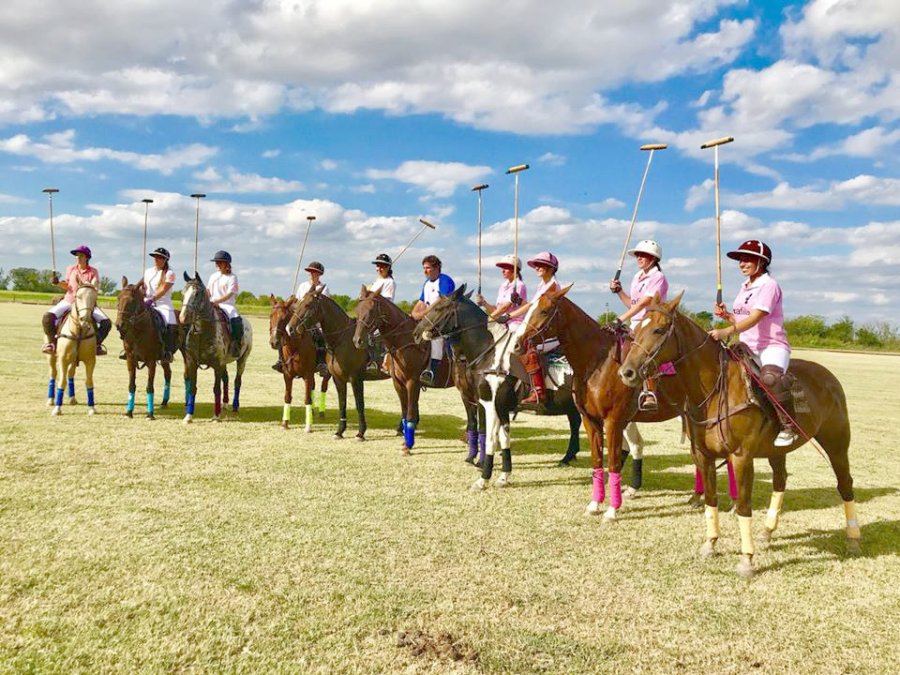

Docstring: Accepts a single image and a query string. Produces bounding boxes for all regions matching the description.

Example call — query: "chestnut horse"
[619,293,858,576]
[513,284,690,522]
[352,286,482,454]
[51,284,98,416]
[116,277,177,419]
[269,295,331,431]
[287,289,389,441]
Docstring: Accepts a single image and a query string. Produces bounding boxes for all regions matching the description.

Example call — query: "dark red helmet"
[727,240,771,264]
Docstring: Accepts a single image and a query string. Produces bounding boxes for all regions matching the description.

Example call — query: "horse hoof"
[687,493,704,509]
[623,486,638,500]
[698,540,717,559]
[182,415,193,425]
[51,407,61,416]
[602,507,618,523]
[400,447,412,457]
[471,477,487,491]
[464,455,476,465]
[495,474,509,488]
[146,414,155,421]
[735,556,755,578]
[355,435,365,442]
[87,408,96,416]
[334,433,343,440]
[212,417,221,423]
[160,402,168,409]
[305,426,313,434]
[585,500,601,516]
[125,411,133,419]
[280,421,289,429]
[46,398,53,407]
[847,538,862,556]
[758,528,773,544]
[68,397,78,406]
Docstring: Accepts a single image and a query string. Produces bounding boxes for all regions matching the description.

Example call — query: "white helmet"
[628,239,662,261]
[495,254,522,272]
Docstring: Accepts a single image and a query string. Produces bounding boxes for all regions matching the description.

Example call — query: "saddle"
[729,344,810,420]
[213,306,234,350]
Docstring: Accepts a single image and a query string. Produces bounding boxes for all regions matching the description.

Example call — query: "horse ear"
[464,290,474,300]
[555,282,574,299]
[121,276,128,288]
[451,283,466,300]
[665,290,685,311]
[183,270,191,283]
[359,284,369,299]
[269,293,277,306]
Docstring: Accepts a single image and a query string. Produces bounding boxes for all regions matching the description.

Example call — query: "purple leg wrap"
[466,430,478,460]
[727,460,738,500]
[592,468,606,503]
[609,472,622,509]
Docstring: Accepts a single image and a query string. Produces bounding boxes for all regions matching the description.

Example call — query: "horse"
[116,277,178,419]
[51,284,98,416]
[352,285,482,454]
[513,284,691,522]
[179,272,253,424]
[618,292,858,576]
[412,284,582,490]
[269,295,331,431]
[286,288,389,441]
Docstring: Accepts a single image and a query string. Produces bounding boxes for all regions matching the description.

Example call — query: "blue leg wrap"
[147,392,154,415]
[48,378,56,399]
[232,386,240,411]
[127,391,136,413]
[404,421,416,449]
[163,382,171,403]
[56,388,64,407]
[87,388,95,407]
[67,378,75,398]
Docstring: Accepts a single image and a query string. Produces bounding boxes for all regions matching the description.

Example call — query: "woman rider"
[206,250,243,358]
[138,247,178,363]
[475,254,527,329]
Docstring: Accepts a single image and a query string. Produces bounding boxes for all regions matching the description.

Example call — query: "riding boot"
[420,358,440,386]
[638,378,658,412]
[41,312,57,354]
[761,364,798,447]
[96,318,112,355]
[229,317,244,358]
[272,336,284,372]
[312,328,328,374]
[520,346,545,404]
[162,325,177,364]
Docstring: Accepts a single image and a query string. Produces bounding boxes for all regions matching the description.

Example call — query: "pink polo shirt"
[63,264,99,303]
[732,273,790,353]
[629,268,668,324]
[496,279,528,328]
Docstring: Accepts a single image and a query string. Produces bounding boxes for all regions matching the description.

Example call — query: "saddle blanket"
[544,352,573,391]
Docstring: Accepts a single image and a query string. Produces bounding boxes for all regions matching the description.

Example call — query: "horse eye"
[654,327,667,334]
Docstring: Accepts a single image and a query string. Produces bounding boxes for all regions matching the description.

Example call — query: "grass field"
[1,302,898,673]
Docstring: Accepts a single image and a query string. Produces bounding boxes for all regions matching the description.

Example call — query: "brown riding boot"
[521,346,546,404]
[41,312,57,354]
[761,364,798,447]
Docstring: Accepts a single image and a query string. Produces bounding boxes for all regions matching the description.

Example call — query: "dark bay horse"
[352,286,482,454]
[179,272,253,424]
[269,295,331,431]
[287,289,388,441]
[116,277,177,419]
[513,284,689,522]
[619,293,858,576]
[413,284,582,490]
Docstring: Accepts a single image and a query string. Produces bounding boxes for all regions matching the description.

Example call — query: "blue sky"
[1,0,898,324]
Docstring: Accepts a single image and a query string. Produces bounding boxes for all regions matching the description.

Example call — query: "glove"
[510,290,522,306]
[144,298,155,308]
[51,273,60,285]
[609,279,622,294]
[495,314,510,325]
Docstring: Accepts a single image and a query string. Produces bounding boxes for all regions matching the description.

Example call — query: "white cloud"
[537,152,566,167]
[588,198,626,213]
[262,149,281,159]
[0,130,217,175]
[781,126,900,162]
[366,160,492,198]
[0,193,29,205]
[352,184,376,194]
[192,167,305,194]
[728,175,900,210]
[320,159,339,171]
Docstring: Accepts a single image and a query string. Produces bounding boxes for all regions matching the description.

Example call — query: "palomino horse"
[287,289,389,441]
[513,284,689,521]
[619,293,858,576]
[116,277,178,419]
[413,284,582,490]
[269,295,331,431]
[180,272,253,423]
[51,284,98,416]
[353,286,482,454]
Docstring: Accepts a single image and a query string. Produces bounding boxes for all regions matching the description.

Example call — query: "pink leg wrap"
[592,468,606,503]
[727,460,738,500]
[609,472,622,509]
[694,467,704,494]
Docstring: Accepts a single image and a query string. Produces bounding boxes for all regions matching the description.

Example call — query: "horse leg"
[495,382,516,487]
[731,452,756,577]
[84,354,96,416]
[317,373,329,418]
[232,358,245,413]
[602,414,629,522]
[476,400,486,467]
[464,398,478,464]
[395,377,410,452]
[183,364,197,424]
[334,378,348,440]
[583,413,606,516]
[161,362,172,407]
[759,454,787,543]
[213,370,222,420]
[473,395,499,491]
[404,379,421,454]
[302,374,314,432]
[559,404,582,466]
[125,356,137,419]
[52,351,66,416]
[67,361,77,405]
[47,355,56,406]
[146,361,156,420]
[698,450,721,559]
[623,422,644,497]
[817,422,860,554]
[222,369,230,407]
[352,375,366,441]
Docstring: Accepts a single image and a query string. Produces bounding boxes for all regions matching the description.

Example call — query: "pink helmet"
[527,251,559,271]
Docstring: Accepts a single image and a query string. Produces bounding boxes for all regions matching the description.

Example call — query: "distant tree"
[0,268,9,290]
[99,276,117,295]
[855,326,882,348]
[826,316,854,343]
[597,310,617,325]
[236,290,258,305]
[9,268,58,292]
[785,315,827,339]
[396,299,415,315]
[331,294,358,314]
[172,290,183,301]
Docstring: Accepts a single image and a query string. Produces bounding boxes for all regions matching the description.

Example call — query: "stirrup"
[42,343,56,354]
[272,361,284,373]
[638,390,658,412]
[774,428,797,447]
[420,369,434,385]
[96,344,108,356]
[119,351,128,360]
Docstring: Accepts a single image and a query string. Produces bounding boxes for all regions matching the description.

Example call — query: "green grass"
[1,303,899,673]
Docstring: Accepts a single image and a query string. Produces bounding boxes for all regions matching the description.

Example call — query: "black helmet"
[305,261,324,274]
[211,250,232,263]
[150,247,170,261]
[372,253,393,267]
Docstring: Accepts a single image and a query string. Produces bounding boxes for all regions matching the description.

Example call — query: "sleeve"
[641,273,667,299]
[383,279,396,301]
[438,274,455,296]
[751,281,778,314]
[419,284,426,302]
[518,280,528,303]
[165,270,176,284]
[231,275,239,295]
[321,284,331,297]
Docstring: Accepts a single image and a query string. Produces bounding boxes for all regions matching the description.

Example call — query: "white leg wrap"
[764,491,785,531]
[844,500,860,540]
[705,505,720,540]
[282,403,291,423]
[305,404,312,431]
[624,423,644,459]
[738,515,755,556]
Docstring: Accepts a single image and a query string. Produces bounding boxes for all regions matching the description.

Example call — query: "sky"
[0,0,898,325]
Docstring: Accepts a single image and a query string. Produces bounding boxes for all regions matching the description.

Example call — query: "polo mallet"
[700,136,734,305]
[472,183,489,295]
[141,198,154,271]
[43,188,59,275]
[506,164,529,283]
[393,218,436,264]
[291,215,316,295]
[190,193,206,275]
[613,144,667,284]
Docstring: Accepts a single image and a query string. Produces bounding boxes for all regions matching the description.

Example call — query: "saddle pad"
[545,352,573,391]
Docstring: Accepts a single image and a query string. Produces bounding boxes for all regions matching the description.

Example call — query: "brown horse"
[287,289,388,441]
[514,284,689,521]
[352,286,482,454]
[116,277,178,419]
[269,295,331,431]
[618,293,858,576]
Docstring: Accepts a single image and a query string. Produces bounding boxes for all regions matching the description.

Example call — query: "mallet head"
[42,188,59,194]
[418,218,436,229]
[506,164,530,174]
[700,136,734,149]
[306,215,316,222]
[190,193,206,199]
[640,144,668,151]
[142,198,154,204]
[471,183,489,192]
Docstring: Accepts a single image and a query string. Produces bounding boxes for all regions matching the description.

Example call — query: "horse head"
[73,283,98,333]
[513,283,572,355]
[116,276,146,333]
[179,272,208,325]
[352,285,385,349]
[287,287,323,335]
[412,283,472,345]
[618,291,684,387]
[269,294,295,349]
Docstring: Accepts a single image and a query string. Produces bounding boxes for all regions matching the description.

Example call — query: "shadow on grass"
[760,520,900,571]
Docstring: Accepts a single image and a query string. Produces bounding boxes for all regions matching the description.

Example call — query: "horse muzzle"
[352,334,364,349]
[618,364,642,388]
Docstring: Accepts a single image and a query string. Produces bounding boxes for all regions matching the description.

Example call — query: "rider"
[136,247,178,364]
[207,250,244,358]
[369,253,396,302]
[506,251,560,405]
[708,239,797,447]
[411,254,455,385]
[41,245,112,356]
[476,255,527,329]
[609,239,668,411]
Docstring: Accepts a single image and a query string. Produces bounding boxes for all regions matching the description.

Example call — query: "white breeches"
[216,303,240,320]
[49,299,108,322]
[430,337,444,361]
[534,338,560,353]
[153,304,177,325]
[757,345,791,371]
